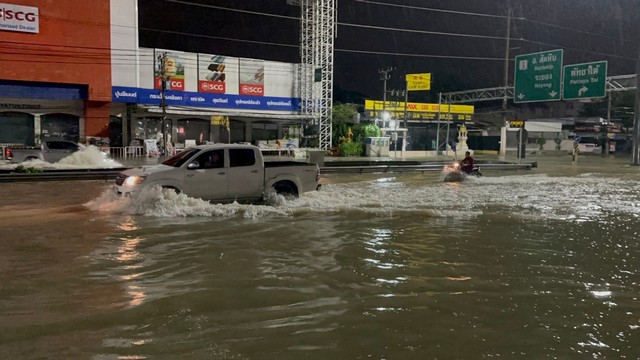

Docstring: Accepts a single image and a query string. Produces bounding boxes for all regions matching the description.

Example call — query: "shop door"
[41,113,79,142]
[177,118,210,145]
[0,112,35,145]
[109,116,123,147]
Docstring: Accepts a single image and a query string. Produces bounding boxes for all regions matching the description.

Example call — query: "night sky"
[138,0,640,103]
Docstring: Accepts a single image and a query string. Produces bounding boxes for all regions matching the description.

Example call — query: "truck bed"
[264,161,314,167]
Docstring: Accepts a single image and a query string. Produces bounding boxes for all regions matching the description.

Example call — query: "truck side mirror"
[187,161,200,170]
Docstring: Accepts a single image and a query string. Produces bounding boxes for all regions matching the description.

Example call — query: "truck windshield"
[161,148,199,167]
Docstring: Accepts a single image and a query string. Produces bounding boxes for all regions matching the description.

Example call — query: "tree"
[332,103,358,123]
[332,103,359,146]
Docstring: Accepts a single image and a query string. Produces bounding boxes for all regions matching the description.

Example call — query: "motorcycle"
[442,161,482,182]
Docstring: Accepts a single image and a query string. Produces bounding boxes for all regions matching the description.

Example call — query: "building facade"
[0,0,112,146]
[1,0,306,152]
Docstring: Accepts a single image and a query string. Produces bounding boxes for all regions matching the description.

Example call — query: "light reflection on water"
[1,158,640,358]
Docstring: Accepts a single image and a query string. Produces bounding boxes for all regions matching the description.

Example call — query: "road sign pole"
[445,99,452,156]
[436,92,442,156]
[632,49,640,166]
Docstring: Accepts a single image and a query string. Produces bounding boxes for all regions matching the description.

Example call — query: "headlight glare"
[124,176,146,186]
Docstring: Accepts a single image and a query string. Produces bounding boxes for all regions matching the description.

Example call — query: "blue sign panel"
[112,86,301,112]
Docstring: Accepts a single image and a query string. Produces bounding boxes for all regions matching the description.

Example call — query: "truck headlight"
[124,176,146,186]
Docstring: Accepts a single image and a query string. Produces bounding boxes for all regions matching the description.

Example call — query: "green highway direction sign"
[514,49,563,103]
[562,61,608,100]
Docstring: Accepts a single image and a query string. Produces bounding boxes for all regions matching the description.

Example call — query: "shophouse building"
[1,0,306,154]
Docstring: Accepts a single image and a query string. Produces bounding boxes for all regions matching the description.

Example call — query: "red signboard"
[154,77,184,91]
[199,80,226,93]
[239,84,264,96]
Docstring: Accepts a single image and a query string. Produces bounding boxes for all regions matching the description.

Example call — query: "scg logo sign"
[0,3,39,33]
[199,81,225,93]
[169,80,184,90]
[240,84,264,96]
[0,8,37,21]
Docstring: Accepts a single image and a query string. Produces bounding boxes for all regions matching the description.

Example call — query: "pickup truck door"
[227,148,264,201]
[183,149,229,201]
[44,141,78,162]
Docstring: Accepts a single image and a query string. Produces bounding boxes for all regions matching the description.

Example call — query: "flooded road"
[1,155,640,359]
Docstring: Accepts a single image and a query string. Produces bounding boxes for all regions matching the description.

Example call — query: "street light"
[381,111,391,127]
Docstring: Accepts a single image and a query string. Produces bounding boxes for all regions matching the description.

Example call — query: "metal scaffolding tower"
[290,0,335,150]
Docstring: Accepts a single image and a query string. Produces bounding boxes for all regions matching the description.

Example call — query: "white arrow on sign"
[517,93,525,100]
[549,90,558,97]
[578,86,588,96]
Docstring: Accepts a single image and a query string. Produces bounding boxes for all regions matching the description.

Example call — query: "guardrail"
[320,162,537,174]
[109,146,146,158]
[0,161,536,182]
[260,149,296,157]
[0,168,126,182]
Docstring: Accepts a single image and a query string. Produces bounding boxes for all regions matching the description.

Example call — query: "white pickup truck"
[6,140,80,163]
[114,144,321,202]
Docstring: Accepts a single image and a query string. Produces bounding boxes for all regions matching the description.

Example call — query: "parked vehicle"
[6,140,80,163]
[114,144,321,202]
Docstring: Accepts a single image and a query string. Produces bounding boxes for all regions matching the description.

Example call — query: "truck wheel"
[161,186,181,194]
[273,181,298,198]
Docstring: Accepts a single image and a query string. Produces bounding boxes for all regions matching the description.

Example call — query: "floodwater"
[1,155,640,359]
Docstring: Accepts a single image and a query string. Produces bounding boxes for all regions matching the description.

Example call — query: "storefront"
[1,0,307,152]
[0,96,85,146]
[108,44,306,150]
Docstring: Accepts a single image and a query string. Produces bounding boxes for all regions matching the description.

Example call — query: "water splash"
[4,145,123,169]
[84,172,640,221]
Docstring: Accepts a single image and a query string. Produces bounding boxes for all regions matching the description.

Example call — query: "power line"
[165,0,509,41]
[518,16,634,44]
[517,38,636,61]
[337,48,502,61]
[139,27,299,49]
[0,8,635,65]
[138,29,505,60]
[165,0,299,20]
[353,0,508,19]
[355,0,634,44]
[340,22,505,41]
[157,0,635,61]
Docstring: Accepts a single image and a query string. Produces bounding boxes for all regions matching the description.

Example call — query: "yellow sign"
[364,100,474,114]
[508,120,525,128]
[405,73,431,91]
[210,115,229,129]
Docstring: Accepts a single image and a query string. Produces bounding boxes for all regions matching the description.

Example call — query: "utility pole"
[632,46,640,165]
[606,91,612,157]
[389,89,405,158]
[436,92,442,156]
[379,67,394,112]
[158,52,168,158]
[500,4,512,159]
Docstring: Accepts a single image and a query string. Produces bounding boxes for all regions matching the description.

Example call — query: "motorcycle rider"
[460,151,474,174]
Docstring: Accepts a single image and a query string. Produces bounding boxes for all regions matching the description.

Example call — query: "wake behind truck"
[5,140,80,163]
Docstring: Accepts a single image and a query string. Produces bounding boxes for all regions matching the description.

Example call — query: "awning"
[137,104,311,121]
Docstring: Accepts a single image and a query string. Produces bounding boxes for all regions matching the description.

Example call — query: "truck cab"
[7,140,79,163]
